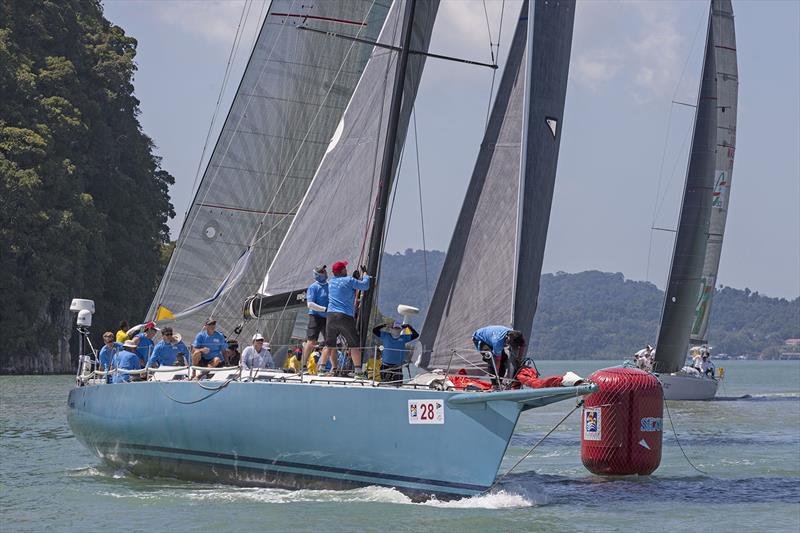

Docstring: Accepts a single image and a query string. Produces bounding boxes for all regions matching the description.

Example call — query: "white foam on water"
[181,485,413,505]
[68,466,103,477]
[420,489,537,509]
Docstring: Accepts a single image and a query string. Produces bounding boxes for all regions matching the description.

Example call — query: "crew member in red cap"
[325,261,371,379]
[133,321,158,366]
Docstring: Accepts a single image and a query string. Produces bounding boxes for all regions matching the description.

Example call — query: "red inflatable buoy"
[581,367,663,475]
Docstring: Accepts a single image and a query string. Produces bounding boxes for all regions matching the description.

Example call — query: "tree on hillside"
[0,1,174,372]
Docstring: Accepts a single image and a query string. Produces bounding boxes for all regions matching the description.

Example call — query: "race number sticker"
[408,400,444,424]
[583,407,602,441]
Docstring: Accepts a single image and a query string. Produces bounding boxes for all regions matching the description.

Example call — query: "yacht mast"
[358,0,418,346]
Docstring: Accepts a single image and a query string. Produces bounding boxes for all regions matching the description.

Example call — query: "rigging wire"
[644,7,708,284]
[412,107,430,301]
[482,0,505,128]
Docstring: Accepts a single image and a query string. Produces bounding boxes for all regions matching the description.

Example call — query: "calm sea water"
[1,360,798,532]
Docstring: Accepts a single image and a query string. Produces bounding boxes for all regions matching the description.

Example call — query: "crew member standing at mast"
[325,261,371,379]
[301,265,333,375]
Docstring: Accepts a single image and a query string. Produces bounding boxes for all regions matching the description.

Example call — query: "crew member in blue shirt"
[146,327,187,368]
[372,321,419,385]
[113,340,142,383]
[192,318,228,369]
[134,322,158,366]
[472,325,526,389]
[301,265,334,375]
[98,331,122,383]
[325,261,371,378]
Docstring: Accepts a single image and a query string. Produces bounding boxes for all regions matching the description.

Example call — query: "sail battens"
[270,13,370,27]
[195,203,296,216]
[654,0,737,372]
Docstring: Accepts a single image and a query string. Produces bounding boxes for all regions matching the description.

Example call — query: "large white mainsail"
[654,0,737,373]
[690,0,738,344]
[147,1,391,343]
[257,0,439,302]
[417,0,575,369]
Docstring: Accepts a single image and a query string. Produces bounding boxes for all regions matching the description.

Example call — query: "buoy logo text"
[640,417,663,432]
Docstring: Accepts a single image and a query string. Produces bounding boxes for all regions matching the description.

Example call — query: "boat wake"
[712,392,800,402]
[73,465,539,509]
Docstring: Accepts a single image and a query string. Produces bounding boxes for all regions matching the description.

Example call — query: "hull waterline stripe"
[98,442,490,492]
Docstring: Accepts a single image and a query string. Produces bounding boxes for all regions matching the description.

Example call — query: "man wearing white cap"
[112,339,142,383]
[241,333,274,370]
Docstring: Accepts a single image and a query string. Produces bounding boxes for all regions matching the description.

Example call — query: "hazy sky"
[101,0,799,299]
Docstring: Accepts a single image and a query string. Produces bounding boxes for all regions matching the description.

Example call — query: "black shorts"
[306,314,327,341]
[325,312,358,348]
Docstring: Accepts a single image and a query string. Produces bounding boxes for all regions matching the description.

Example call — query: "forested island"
[1,4,796,374]
[1,1,174,372]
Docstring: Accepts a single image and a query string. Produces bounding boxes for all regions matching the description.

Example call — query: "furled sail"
[416,0,575,370]
[689,0,738,344]
[654,3,722,373]
[147,1,391,342]
[258,0,440,302]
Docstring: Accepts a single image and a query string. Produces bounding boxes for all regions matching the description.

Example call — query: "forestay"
[689,0,738,345]
[147,1,391,343]
[416,0,575,370]
[654,3,721,373]
[259,0,440,300]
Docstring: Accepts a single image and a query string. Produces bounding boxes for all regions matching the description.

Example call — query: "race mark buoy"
[580,367,663,475]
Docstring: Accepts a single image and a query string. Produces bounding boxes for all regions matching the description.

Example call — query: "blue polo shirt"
[377,331,414,365]
[98,342,122,371]
[193,330,228,361]
[147,340,188,367]
[134,333,154,362]
[327,275,371,317]
[112,350,141,383]
[306,281,329,317]
[472,326,512,356]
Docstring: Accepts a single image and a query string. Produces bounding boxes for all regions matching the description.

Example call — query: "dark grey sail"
[654,6,719,374]
[259,0,439,301]
[417,0,575,369]
[689,0,738,345]
[147,1,391,343]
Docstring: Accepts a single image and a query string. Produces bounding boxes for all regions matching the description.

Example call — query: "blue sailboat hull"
[67,380,593,498]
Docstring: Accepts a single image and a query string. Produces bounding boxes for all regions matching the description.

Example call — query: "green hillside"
[0,1,174,372]
[377,250,799,359]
